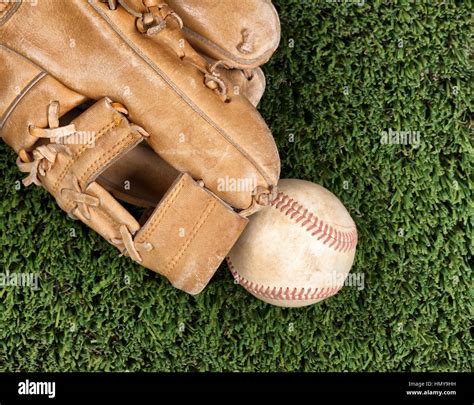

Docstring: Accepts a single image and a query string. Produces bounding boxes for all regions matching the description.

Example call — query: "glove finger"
[220,65,266,108]
[166,0,281,70]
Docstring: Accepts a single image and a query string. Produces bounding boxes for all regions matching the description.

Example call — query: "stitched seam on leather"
[166,200,217,275]
[0,72,47,129]
[271,192,358,253]
[139,178,186,241]
[53,120,118,194]
[88,0,275,187]
[227,256,343,301]
[0,1,20,26]
[182,26,273,67]
[80,132,137,186]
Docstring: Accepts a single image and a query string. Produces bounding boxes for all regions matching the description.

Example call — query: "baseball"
[227,179,358,307]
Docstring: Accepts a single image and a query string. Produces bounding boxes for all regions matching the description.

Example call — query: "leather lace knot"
[189,60,231,103]
[61,177,100,221]
[111,0,183,34]
[17,144,71,187]
[17,100,75,186]
[111,224,153,263]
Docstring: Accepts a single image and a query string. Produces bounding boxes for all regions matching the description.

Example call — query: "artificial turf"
[0,0,472,371]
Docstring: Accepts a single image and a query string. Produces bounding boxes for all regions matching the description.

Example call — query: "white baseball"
[227,179,358,307]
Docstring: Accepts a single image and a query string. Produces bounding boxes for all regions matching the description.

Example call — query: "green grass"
[0,0,472,371]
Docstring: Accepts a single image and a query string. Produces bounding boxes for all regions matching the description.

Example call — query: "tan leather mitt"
[0,0,280,294]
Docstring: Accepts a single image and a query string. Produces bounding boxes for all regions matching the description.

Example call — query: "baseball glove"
[0,0,280,294]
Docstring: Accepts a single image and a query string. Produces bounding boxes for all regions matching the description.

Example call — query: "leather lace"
[112,0,183,32]
[111,224,153,262]
[17,101,74,186]
[61,176,100,221]
[107,0,231,102]
[17,143,71,187]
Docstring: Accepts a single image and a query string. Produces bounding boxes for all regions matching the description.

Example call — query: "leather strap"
[136,173,248,294]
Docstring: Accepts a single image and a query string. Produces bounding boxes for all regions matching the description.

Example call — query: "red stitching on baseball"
[270,191,357,253]
[227,257,343,302]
